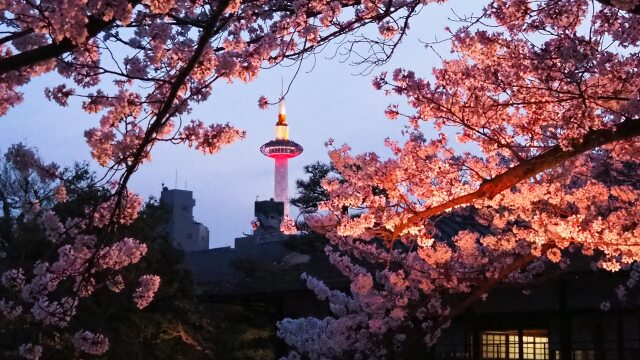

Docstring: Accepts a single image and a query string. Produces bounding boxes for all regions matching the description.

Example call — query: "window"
[482,331,517,359]
[522,331,549,360]
[482,330,549,360]
[571,350,595,360]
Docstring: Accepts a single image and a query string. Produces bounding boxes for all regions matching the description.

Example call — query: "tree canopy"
[1,0,640,358]
[277,1,640,358]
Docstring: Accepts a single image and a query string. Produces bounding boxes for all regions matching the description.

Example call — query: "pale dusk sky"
[0,1,481,247]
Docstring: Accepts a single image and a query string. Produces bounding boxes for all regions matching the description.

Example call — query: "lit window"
[522,330,549,360]
[481,330,549,360]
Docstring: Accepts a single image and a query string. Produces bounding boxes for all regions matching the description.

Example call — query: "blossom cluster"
[72,330,110,355]
[1,0,427,179]
[133,274,161,309]
[0,147,156,358]
[279,1,640,357]
[280,217,298,235]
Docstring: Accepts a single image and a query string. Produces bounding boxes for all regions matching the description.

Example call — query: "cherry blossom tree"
[1,0,427,181]
[0,147,232,358]
[0,145,158,358]
[0,0,436,357]
[3,0,640,358]
[278,1,640,358]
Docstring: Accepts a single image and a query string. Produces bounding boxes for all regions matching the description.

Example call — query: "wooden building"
[186,213,640,360]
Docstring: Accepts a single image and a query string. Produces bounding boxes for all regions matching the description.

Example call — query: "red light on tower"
[260,99,303,217]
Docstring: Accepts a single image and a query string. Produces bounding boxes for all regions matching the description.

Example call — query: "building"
[160,187,209,252]
[433,266,640,360]
[185,210,640,359]
[185,199,330,305]
[185,98,307,298]
[219,98,305,249]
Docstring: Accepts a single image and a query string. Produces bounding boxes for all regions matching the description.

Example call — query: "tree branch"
[0,29,35,45]
[595,0,640,14]
[0,0,142,75]
[443,248,545,322]
[394,118,640,238]
[112,1,232,202]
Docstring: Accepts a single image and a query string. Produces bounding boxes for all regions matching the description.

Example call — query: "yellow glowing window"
[481,330,549,360]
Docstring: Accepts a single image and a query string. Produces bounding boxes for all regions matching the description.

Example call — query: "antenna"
[174,169,178,189]
[280,76,284,100]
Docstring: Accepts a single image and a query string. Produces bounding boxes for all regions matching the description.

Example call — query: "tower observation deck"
[260,99,303,217]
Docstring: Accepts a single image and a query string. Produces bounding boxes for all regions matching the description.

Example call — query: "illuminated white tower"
[260,99,303,218]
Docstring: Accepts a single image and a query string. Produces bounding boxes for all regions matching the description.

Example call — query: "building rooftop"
[184,209,491,298]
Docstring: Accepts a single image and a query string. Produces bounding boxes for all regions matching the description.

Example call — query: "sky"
[0,1,481,248]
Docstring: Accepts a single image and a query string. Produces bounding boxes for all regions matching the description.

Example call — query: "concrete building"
[160,187,209,251]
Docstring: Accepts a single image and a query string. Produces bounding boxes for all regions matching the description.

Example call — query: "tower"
[260,99,303,217]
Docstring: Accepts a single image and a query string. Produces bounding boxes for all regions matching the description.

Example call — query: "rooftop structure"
[234,199,288,247]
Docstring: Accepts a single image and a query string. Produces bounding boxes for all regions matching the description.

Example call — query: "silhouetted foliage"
[290,162,335,214]
[0,158,217,359]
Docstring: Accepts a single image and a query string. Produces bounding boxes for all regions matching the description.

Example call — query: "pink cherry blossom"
[133,275,160,309]
[2,0,640,357]
[280,217,298,234]
[179,121,246,155]
[72,330,110,355]
[258,95,269,109]
[97,238,148,270]
[279,1,640,357]
[18,343,42,360]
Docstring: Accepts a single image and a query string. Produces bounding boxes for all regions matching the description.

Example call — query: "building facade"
[160,187,209,252]
[186,212,640,359]
[433,270,640,360]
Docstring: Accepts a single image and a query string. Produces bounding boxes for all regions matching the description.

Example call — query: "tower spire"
[277,99,286,125]
[275,98,289,140]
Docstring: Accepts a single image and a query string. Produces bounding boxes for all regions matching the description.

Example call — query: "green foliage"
[290,162,335,214]
[206,302,281,360]
[0,158,216,359]
[0,154,288,359]
[72,199,217,360]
